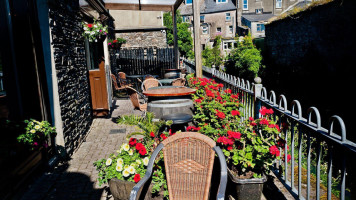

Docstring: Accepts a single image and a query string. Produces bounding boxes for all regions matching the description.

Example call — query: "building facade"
[179,0,238,56]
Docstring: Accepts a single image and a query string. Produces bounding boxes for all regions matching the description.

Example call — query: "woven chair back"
[118,72,127,79]
[171,78,186,86]
[144,75,155,80]
[142,79,161,91]
[111,74,119,90]
[126,87,140,110]
[161,132,216,200]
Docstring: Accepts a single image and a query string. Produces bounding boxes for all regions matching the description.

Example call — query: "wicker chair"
[141,78,162,91]
[111,74,127,91]
[118,72,133,88]
[130,132,227,200]
[171,78,186,86]
[126,87,147,114]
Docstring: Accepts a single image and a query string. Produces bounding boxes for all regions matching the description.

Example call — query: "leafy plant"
[94,141,149,186]
[202,35,223,68]
[17,119,56,150]
[227,34,264,79]
[108,38,126,48]
[163,11,194,59]
[82,20,108,42]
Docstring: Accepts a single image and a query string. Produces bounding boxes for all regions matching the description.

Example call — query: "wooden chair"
[126,87,147,114]
[141,78,162,91]
[118,72,133,88]
[129,132,227,200]
[171,78,186,86]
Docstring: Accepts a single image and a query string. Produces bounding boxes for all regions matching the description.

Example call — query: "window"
[225,13,231,21]
[216,27,222,33]
[255,8,263,14]
[229,25,233,33]
[223,41,236,50]
[200,15,205,22]
[243,0,248,10]
[276,0,282,8]
[217,0,227,3]
[182,16,190,22]
[186,0,192,4]
[256,24,265,32]
[202,25,209,34]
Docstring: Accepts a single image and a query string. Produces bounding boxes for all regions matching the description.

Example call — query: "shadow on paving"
[18,162,109,200]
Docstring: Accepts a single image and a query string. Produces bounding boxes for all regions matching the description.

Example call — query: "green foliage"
[163,11,194,59]
[202,35,223,68]
[227,34,264,79]
[17,119,56,150]
[108,37,126,48]
[82,20,108,42]
[93,143,149,186]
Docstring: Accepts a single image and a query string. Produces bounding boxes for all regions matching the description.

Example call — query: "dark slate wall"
[49,0,92,154]
[263,0,356,142]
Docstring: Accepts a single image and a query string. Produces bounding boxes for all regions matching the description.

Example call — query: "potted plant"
[17,119,56,150]
[82,20,108,42]
[187,75,289,200]
[108,38,126,49]
[94,113,171,199]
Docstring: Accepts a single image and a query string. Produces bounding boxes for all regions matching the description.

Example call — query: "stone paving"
[20,99,143,200]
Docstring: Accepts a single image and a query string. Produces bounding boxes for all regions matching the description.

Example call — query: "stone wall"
[116,31,167,48]
[49,0,92,154]
[263,0,356,142]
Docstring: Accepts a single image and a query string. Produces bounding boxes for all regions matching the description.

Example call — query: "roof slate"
[179,0,237,15]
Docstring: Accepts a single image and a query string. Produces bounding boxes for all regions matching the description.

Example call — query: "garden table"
[142,86,196,119]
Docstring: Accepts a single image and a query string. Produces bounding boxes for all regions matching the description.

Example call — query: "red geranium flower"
[216,111,225,119]
[135,143,144,151]
[150,131,155,137]
[87,24,93,28]
[160,134,167,140]
[217,136,234,146]
[269,145,280,156]
[129,138,137,147]
[231,110,240,116]
[227,131,241,140]
[134,174,141,183]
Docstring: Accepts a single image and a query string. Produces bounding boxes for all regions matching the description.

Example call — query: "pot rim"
[227,168,267,184]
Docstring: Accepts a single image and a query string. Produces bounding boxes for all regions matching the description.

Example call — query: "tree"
[227,34,264,79]
[202,35,223,68]
[163,11,194,59]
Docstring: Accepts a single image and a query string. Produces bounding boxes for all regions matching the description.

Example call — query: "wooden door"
[89,60,109,116]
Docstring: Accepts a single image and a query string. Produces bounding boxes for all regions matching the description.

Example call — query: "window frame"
[256,23,265,32]
[217,0,228,4]
[276,0,282,8]
[202,25,209,34]
[186,0,192,5]
[225,13,231,21]
[243,0,248,10]
[216,27,222,33]
[200,15,205,22]
[229,25,233,33]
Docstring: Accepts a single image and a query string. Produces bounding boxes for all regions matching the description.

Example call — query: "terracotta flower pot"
[227,168,267,200]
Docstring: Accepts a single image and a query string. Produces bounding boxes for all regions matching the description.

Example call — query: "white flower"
[124,165,129,169]
[122,144,130,151]
[128,149,133,156]
[143,157,149,166]
[116,164,123,172]
[106,158,112,166]
[128,166,136,174]
[30,129,36,134]
[122,169,130,177]
[35,125,40,130]
[117,158,123,165]
[136,160,142,165]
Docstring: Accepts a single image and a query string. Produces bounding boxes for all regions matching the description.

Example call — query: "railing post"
[254,81,262,119]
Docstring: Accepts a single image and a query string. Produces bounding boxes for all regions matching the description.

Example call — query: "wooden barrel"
[164,69,181,79]
[147,96,193,119]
